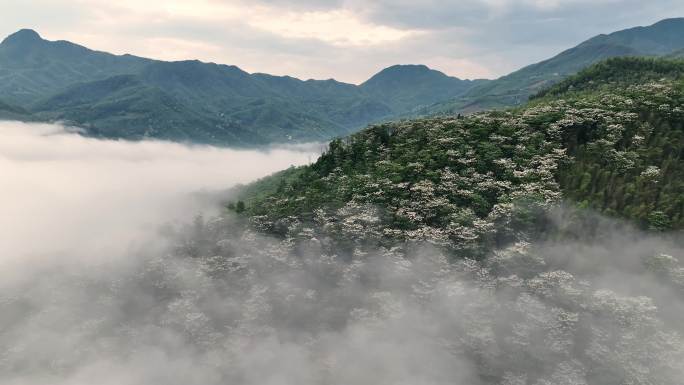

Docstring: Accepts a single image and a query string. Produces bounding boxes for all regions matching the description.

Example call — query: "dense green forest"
[165,58,684,384]
[234,58,684,243]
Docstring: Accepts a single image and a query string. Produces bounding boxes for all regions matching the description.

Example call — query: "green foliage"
[235,201,245,214]
[240,58,684,242]
[553,77,684,229]
[648,211,672,231]
[533,57,684,98]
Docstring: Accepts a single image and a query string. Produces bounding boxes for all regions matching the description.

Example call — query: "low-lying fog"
[1,121,682,385]
[0,121,317,265]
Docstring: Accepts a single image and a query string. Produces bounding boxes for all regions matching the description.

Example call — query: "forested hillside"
[236,58,684,242]
[181,58,684,385]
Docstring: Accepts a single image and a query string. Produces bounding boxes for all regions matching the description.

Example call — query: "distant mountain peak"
[387,64,430,70]
[363,64,457,85]
[1,29,43,45]
[376,64,434,75]
[653,17,684,26]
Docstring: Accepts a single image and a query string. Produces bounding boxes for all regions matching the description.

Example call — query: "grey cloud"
[350,0,680,31]
[1,2,684,91]
[139,1,684,80]
[344,0,684,75]
[232,0,344,10]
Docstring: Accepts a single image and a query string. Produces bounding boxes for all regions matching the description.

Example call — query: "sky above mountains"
[1,0,683,83]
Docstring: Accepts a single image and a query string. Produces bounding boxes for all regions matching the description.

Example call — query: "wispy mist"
[0,121,315,264]
[0,121,682,385]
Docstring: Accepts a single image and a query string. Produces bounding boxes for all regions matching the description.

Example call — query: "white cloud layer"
[0,124,682,385]
[0,121,316,266]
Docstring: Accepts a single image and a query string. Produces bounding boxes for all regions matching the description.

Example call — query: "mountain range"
[0,30,479,145]
[1,18,683,145]
[426,17,684,114]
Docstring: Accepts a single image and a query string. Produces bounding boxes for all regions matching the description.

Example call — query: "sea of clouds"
[0,121,317,266]
[1,120,682,385]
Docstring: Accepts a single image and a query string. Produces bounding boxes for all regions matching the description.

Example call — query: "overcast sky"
[1,0,683,83]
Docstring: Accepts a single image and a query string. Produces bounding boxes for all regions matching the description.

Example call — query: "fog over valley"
[0,121,317,264]
[1,120,683,385]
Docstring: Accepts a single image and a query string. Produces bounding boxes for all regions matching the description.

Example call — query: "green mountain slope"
[360,64,483,112]
[0,98,33,121]
[0,30,478,145]
[533,56,684,98]
[32,72,347,144]
[32,62,385,144]
[31,74,257,143]
[236,58,684,244]
[0,29,151,105]
[430,18,684,114]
